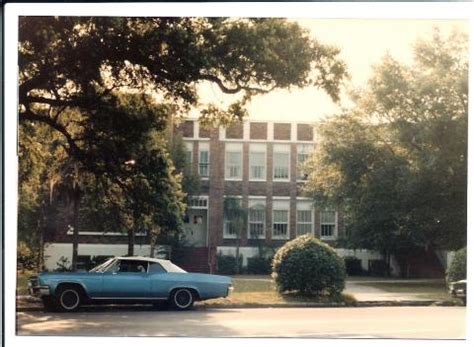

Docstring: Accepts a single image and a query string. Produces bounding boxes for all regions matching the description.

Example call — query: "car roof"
[115,256,170,264]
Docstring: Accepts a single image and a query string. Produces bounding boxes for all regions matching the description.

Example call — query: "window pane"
[199,150,209,177]
[226,151,242,178]
[321,211,336,224]
[273,223,288,236]
[297,223,312,235]
[297,210,312,223]
[273,210,288,223]
[321,224,334,237]
[250,151,266,179]
[273,152,289,179]
[249,209,264,222]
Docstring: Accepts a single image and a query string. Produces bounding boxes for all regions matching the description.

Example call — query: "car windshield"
[159,260,187,273]
[89,258,115,273]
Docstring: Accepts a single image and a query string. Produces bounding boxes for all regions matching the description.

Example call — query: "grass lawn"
[199,275,355,307]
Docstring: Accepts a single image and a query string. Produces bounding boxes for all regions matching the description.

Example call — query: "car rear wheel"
[170,288,195,310]
[56,286,82,312]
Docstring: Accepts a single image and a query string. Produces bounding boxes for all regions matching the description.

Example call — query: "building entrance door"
[183,209,208,247]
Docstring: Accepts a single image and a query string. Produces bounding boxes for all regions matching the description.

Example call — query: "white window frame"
[272,200,290,240]
[225,143,243,180]
[248,199,266,239]
[273,144,290,182]
[189,196,209,209]
[320,211,338,240]
[297,144,314,181]
[249,143,267,181]
[223,197,242,239]
[296,201,314,236]
[198,142,210,179]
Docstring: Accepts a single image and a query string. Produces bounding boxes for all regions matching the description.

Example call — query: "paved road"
[17,306,465,339]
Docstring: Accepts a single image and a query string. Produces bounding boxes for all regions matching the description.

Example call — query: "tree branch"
[198,73,273,94]
[19,108,85,160]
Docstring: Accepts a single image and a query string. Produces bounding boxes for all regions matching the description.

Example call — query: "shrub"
[17,242,37,272]
[217,253,242,275]
[272,234,346,295]
[446,247,466,283]
[246,257,272,274]
[344,256,364,276]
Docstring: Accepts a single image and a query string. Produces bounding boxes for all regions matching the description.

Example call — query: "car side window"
[148,262,166,274]
[117,260,148,273]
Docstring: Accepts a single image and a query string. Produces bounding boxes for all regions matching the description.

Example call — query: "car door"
[148,261,171,298]
[101,259,151,298]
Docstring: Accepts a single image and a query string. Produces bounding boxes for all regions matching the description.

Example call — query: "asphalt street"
[16,306,465,339]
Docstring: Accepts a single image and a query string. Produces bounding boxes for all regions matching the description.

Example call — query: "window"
[224,198,242,239]
[117,260,149,273]
[225,143,243,179]
[248,200,266,239]
[185,142,193,165]
[189,196,208,209]
[272,200,289,239]
[199,143,209,178]
[249,144,266,180]
[297,144,313,180]
[296,201,314,236]
[273,144,290,180]
[149,262,166,273]
[321,211,337,239]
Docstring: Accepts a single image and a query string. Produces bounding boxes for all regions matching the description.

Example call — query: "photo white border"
[4,2,474,347]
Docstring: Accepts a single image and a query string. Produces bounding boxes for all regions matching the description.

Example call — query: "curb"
[16,297,462,312]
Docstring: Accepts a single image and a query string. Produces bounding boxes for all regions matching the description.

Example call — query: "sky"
[195,19,468,123]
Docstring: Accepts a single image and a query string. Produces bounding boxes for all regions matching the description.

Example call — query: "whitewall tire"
[57,287,82,312]
[171,288,195,310]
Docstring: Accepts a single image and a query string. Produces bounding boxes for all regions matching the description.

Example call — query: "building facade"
[43,118,386,273]
[175,119,347,272]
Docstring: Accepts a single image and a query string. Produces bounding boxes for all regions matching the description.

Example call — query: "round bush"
[446,247,466,283]
[272,235,346,295]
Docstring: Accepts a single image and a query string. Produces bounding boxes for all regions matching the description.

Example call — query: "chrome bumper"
[227,285,234,296]
[28,283,50,297]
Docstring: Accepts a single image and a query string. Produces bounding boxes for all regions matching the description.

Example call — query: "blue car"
[28,256,233,312]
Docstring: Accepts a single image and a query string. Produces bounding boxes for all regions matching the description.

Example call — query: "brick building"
[43,118,386,273]
[174,119,346,273]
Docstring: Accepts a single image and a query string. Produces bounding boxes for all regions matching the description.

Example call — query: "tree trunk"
[235,232,241,274]
[128,229,135,256]
[71,189,80,271]
[38,228,44,272]
[149,227,158,258]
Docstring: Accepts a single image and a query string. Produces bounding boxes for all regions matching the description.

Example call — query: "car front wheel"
[56,286,82,312]
[171,288,195,310]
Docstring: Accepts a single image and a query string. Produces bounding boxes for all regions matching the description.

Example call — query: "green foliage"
[223,197,247,237]
[272,235,346,295]
[246,257,272,275]
[18,17,346,263]
[446,247,467,283]
[343,256,364,276]
[17,242,37,272]
[217,254,243,275]
[306,30,467,257]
